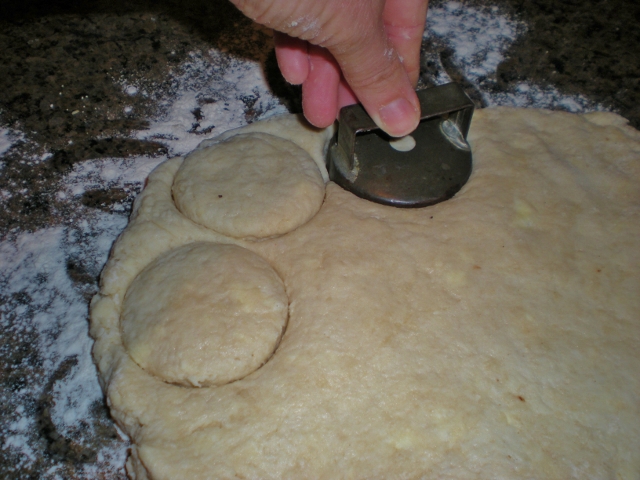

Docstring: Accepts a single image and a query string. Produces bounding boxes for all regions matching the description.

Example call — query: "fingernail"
[378,97,419,137]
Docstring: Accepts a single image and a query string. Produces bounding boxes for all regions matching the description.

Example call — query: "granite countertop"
[1,0,638,477]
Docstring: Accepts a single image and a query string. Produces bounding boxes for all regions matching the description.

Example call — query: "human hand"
[230,0,428,137]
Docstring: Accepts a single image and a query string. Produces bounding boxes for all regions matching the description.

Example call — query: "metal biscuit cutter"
[327,82,475,207]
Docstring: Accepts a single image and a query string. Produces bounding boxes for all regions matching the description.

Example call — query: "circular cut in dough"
[172,132,325,238]
[120,242,288,387]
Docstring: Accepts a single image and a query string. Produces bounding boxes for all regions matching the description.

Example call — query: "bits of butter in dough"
[172,132,325,239]
[120,242,288,387]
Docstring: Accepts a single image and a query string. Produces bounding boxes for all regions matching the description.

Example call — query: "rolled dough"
[90,109,640,479]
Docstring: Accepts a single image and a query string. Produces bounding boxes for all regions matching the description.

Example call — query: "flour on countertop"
[0,128,20,158]
[428,2,522,83]
[61,156,166,209]
[426,1,602,112]
[0,4,612,478]
[134,49,289,156]
[0,128,23,172]
[1,220,129,478]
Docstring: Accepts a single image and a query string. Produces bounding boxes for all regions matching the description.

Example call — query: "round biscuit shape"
[121,242,288,387]
[172,132,325,238]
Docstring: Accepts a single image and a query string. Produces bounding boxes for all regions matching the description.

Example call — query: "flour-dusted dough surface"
[90,109,640,479]
[121,242,288,387]
[173,132,325,238]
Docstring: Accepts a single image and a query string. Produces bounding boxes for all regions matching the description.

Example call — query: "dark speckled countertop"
[1,0,639,477]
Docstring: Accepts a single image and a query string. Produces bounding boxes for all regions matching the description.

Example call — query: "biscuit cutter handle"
[327,83,475,208]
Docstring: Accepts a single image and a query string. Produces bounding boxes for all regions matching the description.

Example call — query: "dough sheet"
[90,109,640,479]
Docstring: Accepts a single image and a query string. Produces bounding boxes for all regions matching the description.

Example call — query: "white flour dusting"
[428,2,522,83]
[0,4,613,478]
[1,219,129,478]
[61,155,166,211]
[426,1,602,112]
[0,128,21,157]
[0,128,22,173]
[136,48,288,157]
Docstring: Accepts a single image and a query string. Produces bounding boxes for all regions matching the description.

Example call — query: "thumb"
[326,16,420,137]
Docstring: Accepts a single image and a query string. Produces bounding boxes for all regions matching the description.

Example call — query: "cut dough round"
[172,132,325,238]
[120,242,288,387]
